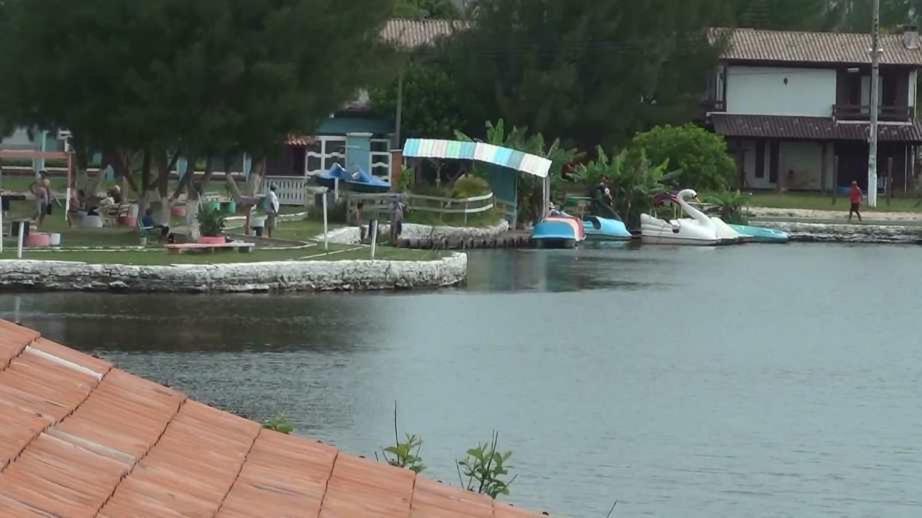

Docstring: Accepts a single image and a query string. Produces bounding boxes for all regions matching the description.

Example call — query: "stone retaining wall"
[0,254,467,293]
[315,221,510,246]
[759,221,922,244]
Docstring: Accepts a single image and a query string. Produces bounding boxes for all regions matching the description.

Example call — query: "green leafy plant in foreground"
[378,403,426,473]
[262,414,294,434]
[456,431,516,499]
[382,433,426,473]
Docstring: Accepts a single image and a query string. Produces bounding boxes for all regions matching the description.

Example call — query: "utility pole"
[868,0,881,207]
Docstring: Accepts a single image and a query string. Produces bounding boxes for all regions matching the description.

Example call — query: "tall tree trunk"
[171,154,196,201]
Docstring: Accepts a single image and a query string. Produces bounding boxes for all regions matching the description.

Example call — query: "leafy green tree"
[371,60,466,139]
[394,0,460,18]
[0,0,394,207]
[628,124,736,191]
[440,0,725,150]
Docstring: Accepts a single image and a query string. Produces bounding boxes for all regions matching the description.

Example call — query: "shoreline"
[0,253,468,293]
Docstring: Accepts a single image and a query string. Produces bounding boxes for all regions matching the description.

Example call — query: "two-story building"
[706,27,922,193]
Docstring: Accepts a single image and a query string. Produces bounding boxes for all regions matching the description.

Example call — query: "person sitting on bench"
[141,208,170,241]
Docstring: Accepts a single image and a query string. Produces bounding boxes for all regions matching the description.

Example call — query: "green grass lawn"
[744,192,922,212]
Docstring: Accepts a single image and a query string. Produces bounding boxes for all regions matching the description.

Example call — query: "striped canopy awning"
[402,139,552,178]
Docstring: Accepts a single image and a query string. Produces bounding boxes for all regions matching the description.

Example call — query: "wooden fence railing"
[343,191,495,224]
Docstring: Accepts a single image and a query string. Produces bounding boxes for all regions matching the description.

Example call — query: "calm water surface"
[4,243,922,517]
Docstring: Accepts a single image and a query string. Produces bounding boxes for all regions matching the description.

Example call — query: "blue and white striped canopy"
[402,139,552,178]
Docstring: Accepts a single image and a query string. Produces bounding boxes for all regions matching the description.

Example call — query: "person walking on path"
[389,198,406,244]
[848,180,863,223]
[265,185,280,238]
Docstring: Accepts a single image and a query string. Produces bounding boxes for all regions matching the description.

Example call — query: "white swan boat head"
[641,189,742,245]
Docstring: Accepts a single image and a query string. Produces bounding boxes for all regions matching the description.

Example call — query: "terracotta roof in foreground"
[0,319,544,517]
[712,27,922,66]
[710,113,922,143]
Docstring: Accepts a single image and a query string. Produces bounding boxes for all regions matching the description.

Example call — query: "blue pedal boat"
[581,215,632,241]
[729,224,790,243]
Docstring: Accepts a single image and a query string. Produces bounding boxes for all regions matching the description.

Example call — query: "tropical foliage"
[629,124,737,192]
[704,191,750,225]
[576,148,673,228]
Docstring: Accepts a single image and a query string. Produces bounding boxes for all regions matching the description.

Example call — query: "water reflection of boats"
[641,189,743,245]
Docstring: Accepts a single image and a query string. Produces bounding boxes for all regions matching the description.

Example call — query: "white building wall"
[726,66,836,117]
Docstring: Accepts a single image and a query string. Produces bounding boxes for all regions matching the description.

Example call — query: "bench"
[165,241,256,255]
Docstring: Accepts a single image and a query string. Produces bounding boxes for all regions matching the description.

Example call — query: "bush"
[704,191,750,224]
[197,204,226,237]
[629,124,736,191]
[262,414,294,434]
[451,175,491,199]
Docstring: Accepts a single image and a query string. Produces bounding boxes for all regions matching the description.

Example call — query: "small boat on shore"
[729,224,790,243]
[532,214,586,249]
[314,164,390,193]
[314,164,348,189]
[581,215,632,241]
[642,189,730,245]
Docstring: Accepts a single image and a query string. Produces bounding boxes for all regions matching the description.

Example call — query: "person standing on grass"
[265,185,280,238]
[352,201,365,241]
[30,173,49,227]
[848,180,863,223]
[389,198,405,243]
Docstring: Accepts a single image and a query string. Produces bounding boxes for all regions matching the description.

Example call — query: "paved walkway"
[749,206,922,226]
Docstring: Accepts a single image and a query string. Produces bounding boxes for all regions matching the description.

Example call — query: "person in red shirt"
[848,180,863,223]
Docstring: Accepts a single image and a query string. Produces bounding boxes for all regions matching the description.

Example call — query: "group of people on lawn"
[351,198,406,243]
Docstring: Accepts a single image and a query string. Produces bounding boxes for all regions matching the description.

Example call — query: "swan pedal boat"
[532,214,587,249]
[641,189,744,246]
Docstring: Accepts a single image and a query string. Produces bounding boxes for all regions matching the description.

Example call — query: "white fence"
[263,176,308,206]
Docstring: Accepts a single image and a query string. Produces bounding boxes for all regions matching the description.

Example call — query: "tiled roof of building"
[710,113,922,143]
[713,27,922,66]
[381,18,469,50]
[0,319,544,518]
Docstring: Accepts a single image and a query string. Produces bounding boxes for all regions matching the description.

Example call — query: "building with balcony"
[705,27,922,193]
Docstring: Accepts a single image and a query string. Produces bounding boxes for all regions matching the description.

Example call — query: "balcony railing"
[833,104,914,122]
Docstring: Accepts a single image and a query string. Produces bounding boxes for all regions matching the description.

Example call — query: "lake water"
[4,243,922,517]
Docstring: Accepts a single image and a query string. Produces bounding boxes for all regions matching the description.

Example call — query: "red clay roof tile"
[321,455,415,518]
[218,430,337,517]
[0,320,549,517]
[0,433,127,516]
